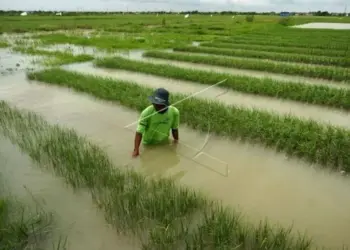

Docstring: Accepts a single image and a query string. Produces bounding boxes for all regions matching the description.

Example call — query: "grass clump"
[0,191,57,249]
[27,68,350,172]
[143,50,350,82]
[200,42,350,58]
[0,100,312,249]
[0,41,8,48]
[94,56,350,110]
[12,46,94,66]
[174,45,350,68]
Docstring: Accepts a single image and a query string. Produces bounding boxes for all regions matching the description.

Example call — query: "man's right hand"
[132,149,140,157]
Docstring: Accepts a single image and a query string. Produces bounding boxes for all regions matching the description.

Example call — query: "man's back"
[136,105,180,145]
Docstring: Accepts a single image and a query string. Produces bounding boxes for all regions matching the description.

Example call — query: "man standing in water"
[132,88,180,157]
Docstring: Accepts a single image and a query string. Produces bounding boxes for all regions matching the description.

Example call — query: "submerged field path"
[1,62,350,249]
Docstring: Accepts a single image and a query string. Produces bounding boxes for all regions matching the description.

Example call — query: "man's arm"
[133,109,149,156]
[172,129,179,142]
[133,132,143,156]
[171,108,180,142]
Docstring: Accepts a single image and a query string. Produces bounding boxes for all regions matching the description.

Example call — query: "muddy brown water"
[0,48,43,76]
[0,138,140,250]
[42,44,350,90]
[65,62,350,130]
[1,70,350,249]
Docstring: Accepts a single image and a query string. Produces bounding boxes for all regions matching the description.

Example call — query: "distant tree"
[314,11,331,16]
[278,17,294,26]
[245,15,255,22]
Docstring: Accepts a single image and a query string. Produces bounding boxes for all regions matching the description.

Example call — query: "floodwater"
[1,70,350,249]
[65,62,350,130]
[42,44,350,90]
[0,138,139,250]
[293,22,350,30]
[39,43,113,57]
[0,48,42,76]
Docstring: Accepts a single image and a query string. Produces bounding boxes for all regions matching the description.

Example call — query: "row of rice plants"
[27,68,350,172]
[220,33,350,45]
[174,46,350,67]
[143,51,350,82]
[222,33,350,44]
[0,100,311,249]
[200,42,349,58]
[94,56,350,110]
[215,38,349,50]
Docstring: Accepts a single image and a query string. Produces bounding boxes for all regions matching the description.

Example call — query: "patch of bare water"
[39,44,108,57]
[65,62,350,130]
[192,41,201,46]
[292,22,350,30]
[0,49,42,76]
[1,72,350,248]
[0,138,140,250]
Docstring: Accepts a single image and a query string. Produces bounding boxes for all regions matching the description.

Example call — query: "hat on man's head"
[148,88,170,106]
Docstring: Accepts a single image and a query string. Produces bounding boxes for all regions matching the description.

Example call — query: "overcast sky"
[1,0,349,12]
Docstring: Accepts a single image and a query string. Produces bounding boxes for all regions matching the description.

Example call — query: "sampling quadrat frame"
[124,126,230,177]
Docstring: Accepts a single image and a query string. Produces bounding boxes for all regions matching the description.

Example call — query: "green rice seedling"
[12,46,94,66]
[174,46,350,68]
[94,56,350,110]
[0,100,311,249]
[143,51,350,82]
[27,69,350,172]
[200,42,350,58]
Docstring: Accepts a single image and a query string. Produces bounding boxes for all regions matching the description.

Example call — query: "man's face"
[153,103,166,112]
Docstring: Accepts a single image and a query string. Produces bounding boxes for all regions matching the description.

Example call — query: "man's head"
[148,88,170,112]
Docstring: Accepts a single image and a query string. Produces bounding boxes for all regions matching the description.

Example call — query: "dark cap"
[148,88,170,106]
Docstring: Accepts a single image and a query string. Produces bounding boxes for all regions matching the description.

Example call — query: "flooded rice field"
[43,44,350,90]
[65,62,350,130]
[2,27,350,249]
[0,138,139,250]
[1,68,350,249]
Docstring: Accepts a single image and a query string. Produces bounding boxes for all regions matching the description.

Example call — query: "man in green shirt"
[132,88,180,157]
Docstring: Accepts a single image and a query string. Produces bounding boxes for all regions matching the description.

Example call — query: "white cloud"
[0,0,349,12]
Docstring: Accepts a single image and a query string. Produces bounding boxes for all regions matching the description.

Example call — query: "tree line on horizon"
[0,10,346,16]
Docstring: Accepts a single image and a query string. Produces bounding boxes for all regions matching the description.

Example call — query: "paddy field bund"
[1,14,350,249]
